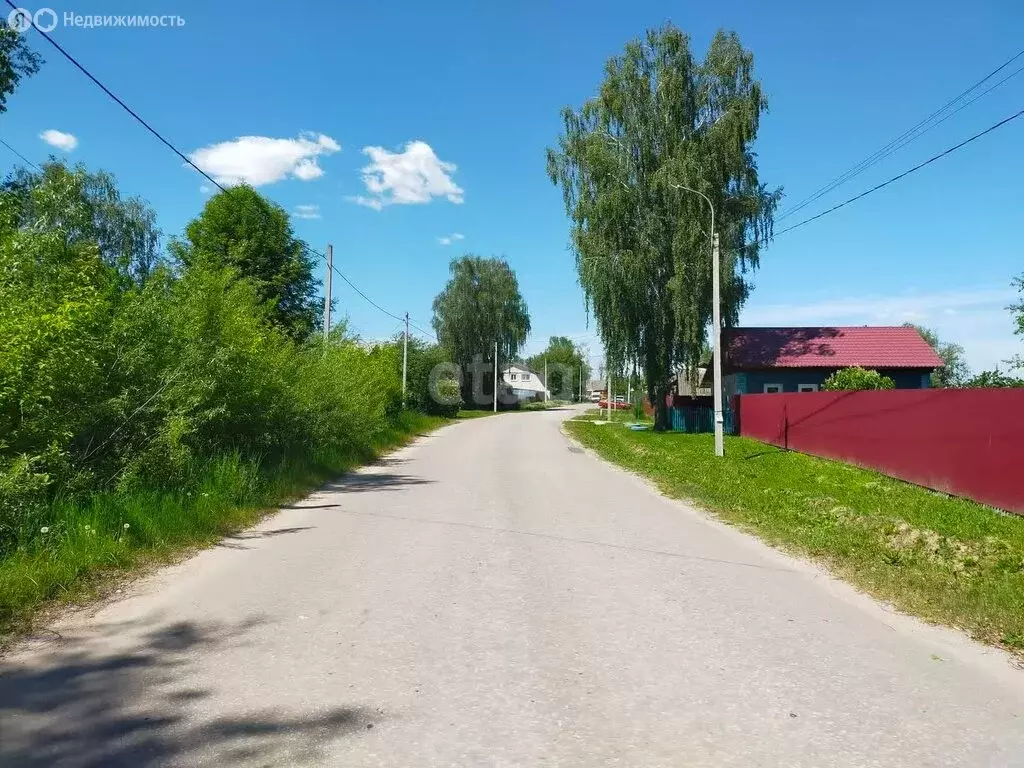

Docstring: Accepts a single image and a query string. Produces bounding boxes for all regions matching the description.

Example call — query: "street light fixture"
[671,183,724,458]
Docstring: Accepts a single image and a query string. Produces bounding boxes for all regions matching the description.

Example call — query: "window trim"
[509,372,518,381]
[763,383,783,394]
[797,384,818,393]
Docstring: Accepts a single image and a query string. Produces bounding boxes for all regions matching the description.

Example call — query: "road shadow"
[321,472,434,494]
[217,526,317,550]
[0,616,374,766]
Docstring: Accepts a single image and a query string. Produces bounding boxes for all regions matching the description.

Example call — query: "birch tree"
[547,24,779,429]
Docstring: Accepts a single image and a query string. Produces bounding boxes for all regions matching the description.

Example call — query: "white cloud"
[199,184,212,195]
[438,232,465,246]
[188,132,340,187]
[40,129,78,151]
[349,140,464,210]
[741,287,1021,372]
[293,204,321,220]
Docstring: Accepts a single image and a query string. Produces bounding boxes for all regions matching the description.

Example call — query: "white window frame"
[521,373,530,381]
[797,384,818,393]
[509,373,518,381]
[763,383,783,394]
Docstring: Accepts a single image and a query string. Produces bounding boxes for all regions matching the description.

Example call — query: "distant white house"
[503,364,549,402]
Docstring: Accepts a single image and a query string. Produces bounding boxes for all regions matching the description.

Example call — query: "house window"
[521,373,530,381]
[797,384,818,393]
[509,373,518,381]
[763,383,783,394]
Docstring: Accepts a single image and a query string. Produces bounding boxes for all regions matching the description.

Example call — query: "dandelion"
[40,526,50,534]
[123,523,130,530]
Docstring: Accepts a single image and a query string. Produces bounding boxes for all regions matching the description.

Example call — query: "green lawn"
[566,419,1024,656]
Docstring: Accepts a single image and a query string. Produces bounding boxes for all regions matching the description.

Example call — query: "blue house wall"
[728,368,931,394]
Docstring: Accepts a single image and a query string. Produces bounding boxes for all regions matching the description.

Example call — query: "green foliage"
[0,160,451,625]
[402,338,463,417]
[904,323,969,388]
[2,162,162,282]
[431,255,531,403]
[547,24,779,429]
[526,336,590,400]
[963,369,1024,388]
[822,367,896,391]
[0,25,42,114]
[172,186,319,340]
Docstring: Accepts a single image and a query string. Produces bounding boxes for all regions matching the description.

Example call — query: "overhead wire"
[0,137,42,171]
[777,47,1024,221]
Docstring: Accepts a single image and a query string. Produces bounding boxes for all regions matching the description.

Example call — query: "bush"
[822,367,895,391]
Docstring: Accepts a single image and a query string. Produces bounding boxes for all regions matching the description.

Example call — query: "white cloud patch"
[349,140,464,210]
[188,132,340,187]
[293,204,321,220]
[438,232,464,246]
[741,287,1021,372]
[40,129,78,151]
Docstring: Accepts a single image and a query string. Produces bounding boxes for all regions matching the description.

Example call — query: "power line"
[769,106,1024,238]
[778,47,1024,222]
[0,136,42,171]
[10,0,433,340]
[408,319,437,341]
[4,0,227,193]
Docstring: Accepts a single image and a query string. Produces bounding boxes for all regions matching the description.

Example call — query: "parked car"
[597,399,630,410]
[588,391,603,402]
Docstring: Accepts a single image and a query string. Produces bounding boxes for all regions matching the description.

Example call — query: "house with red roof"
[709,326,944,396]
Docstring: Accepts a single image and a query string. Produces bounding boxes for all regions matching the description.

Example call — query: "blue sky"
[3,0,1023,372]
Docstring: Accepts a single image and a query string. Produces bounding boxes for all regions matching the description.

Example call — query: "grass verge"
[0,411,448,645]
[565,419,1024,656]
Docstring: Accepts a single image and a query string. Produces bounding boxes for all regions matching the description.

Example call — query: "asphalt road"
[2,406,1023,767]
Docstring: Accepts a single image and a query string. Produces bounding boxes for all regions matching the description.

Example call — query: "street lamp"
[671,184,724,458]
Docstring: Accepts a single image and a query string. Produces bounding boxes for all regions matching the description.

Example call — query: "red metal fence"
[736,389,1024,514]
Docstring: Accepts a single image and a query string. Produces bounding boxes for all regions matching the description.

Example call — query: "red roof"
[723,326,944,370]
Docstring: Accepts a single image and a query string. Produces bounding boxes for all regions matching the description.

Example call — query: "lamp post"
[671,184,724,458]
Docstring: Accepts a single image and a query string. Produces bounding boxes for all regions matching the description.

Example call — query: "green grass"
[566,419,1024,656]
[0,411,448,643]
[575,406,651,423]
[455,408,501,419]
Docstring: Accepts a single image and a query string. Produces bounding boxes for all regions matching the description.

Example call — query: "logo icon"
[6,7,31,31]
[33,7,56,32]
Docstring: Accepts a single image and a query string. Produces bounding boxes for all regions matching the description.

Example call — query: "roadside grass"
[456,408,500,419]
[0,411,448,644]
[566,420,1024,656]
[575,406,649,423]
[520,399,572,411]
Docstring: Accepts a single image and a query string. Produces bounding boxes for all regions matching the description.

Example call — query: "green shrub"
[822,367,895,391]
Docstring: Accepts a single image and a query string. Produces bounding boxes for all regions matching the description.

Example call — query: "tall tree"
[432,256,530,405]
[173,186,319,340]
[903,324,969,388]
[547,24,779,429]
[0,24,42,114]
[526,336,590,400]
[2,162,161,282]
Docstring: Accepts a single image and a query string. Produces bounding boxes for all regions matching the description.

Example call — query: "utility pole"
[493,340,498,413]
[544,358,548,402]
[579,366,583,402]
[322,243,333,338]
[712,232,724,458]
[606,368,612,421]
[402,312,409,408]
